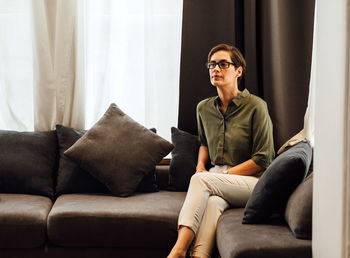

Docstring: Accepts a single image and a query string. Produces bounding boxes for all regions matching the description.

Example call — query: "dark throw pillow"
[285,173,313,239]
[242,141,312,224]
[56,125,158,194]
[0,130,57,198]
[56,125,109,195]
[168,127,200,191]
[64,103,173,197]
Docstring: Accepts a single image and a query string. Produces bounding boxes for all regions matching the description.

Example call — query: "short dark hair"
[208,44,246,82]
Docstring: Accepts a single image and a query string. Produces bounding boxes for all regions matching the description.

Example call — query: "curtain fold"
[258,0,314,150]
[32,0,85,131]
[178,0,315,150]
[32,0,56,130]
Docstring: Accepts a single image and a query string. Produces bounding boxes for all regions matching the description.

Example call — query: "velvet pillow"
[0,130,57,198]
[64,104,173,197]
[242,141,312,224]
[168,127,200,191]
[56,125,158,194]
[285,173,313,239]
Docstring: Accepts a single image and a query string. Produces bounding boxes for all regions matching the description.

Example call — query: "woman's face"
[208,50,242,88]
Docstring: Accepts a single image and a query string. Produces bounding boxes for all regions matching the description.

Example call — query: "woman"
[167,44,275,258]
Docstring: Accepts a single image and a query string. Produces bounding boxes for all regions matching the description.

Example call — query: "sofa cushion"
[64,104,173,197]
[217,208,312,258]
[285,173,313,239]
[56,125,158,195]
[0,194,53,248]
[47,191,186,248]
[0,130,57,198]
[243,141,312,224]
[168,127,200,191]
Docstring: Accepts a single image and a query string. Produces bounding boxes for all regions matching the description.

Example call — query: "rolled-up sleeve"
[251,101,275,168]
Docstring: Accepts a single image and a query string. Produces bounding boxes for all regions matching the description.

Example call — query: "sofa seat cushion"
[0,194,53,248]
[217,209,312,258]
[47,191,186,248]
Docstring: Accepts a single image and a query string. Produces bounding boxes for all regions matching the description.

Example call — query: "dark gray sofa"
[0,129,312,258]
[0,164,186,258]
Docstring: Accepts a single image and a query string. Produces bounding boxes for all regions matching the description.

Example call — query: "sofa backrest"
[0,128,175,198]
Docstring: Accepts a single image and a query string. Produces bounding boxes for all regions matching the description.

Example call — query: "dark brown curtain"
[177,0,315,150]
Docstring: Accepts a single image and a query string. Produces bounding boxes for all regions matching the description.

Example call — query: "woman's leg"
[168,195,228,258]
[169,172,258,258]
[190,195,229,258]
[188,173,258,257]
[178,172,258,232]
[167,225,194,258]
[168,172,212,258]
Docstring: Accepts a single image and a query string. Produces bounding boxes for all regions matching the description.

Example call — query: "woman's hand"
[196,165,208,173]
[220,160,264,176]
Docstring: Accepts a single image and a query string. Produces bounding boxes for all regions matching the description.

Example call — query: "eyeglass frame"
[206,61,236,70]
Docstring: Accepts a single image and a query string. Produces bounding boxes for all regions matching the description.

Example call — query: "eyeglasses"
[206,61,235,69]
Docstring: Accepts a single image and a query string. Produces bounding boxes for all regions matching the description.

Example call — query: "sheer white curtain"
[32,0,85,131]
[0,0,33,131]
[83,0,182,141]
[0,0,182,141]
[0,0,84,131]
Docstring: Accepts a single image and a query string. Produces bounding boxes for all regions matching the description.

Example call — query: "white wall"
[313,0,350,257]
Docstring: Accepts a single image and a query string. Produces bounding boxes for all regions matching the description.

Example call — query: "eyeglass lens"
[207,62,230,69]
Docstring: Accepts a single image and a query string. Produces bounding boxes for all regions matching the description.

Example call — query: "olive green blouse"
[196,89,275,169]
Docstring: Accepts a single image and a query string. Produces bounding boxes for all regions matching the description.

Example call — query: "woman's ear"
[236,66,243,78]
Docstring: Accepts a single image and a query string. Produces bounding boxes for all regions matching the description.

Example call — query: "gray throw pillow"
[285,173,313,239]
[56,125,158,195]
[64,103,173,197]
[0,130,57,198]
[242,141,312,224]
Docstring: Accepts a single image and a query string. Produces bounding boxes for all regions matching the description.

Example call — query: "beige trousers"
[178,165,259,258]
